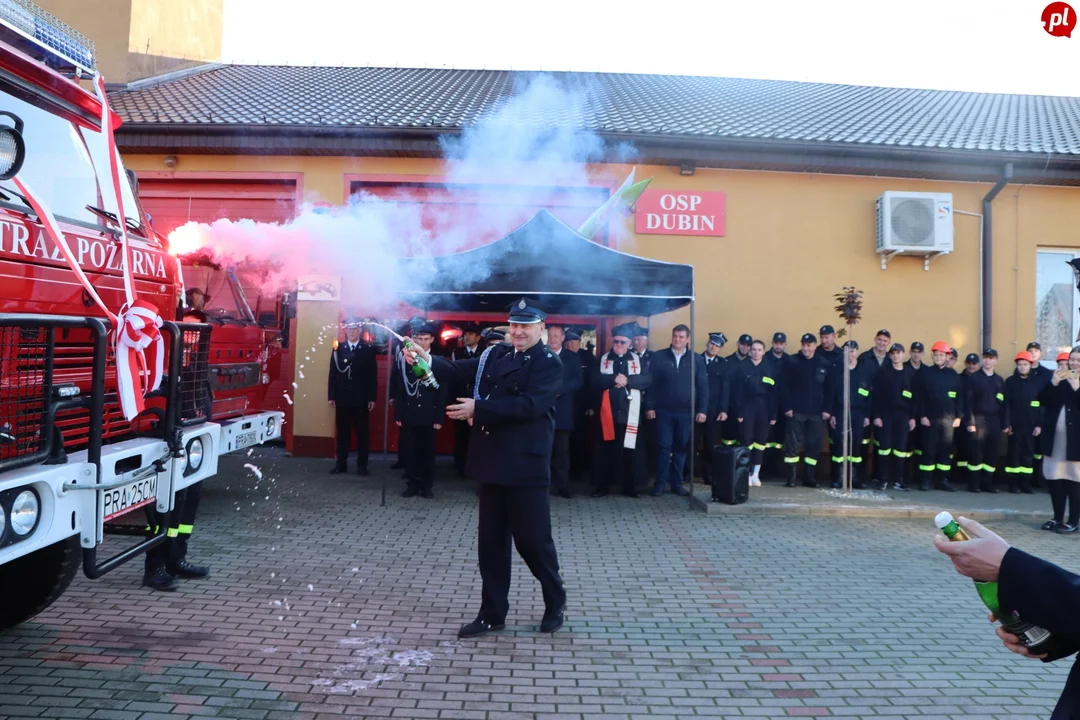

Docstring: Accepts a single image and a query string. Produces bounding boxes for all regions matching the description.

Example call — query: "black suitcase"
[711,445,750,504]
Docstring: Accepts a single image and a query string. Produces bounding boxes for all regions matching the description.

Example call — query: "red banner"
[634,190,726,237]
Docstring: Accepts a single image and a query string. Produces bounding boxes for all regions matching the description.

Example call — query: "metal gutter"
[981,164,1014,351]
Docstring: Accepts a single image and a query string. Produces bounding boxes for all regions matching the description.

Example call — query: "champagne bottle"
[934,511,1054,653]
[403,338,440,389]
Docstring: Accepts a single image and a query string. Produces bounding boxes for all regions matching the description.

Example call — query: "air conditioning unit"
[876,191,954,270]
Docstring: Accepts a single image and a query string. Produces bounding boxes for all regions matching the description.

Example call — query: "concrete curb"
[690,492,1051,522]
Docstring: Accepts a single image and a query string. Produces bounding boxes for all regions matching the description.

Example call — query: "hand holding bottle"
[934,515,1010,581]
[989,612,1048,660]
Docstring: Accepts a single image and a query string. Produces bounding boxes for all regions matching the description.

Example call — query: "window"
[1035,249,1080,367]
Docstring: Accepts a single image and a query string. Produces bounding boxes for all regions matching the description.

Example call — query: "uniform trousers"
[403,425,437,492]
[1006,428,1037,492]
[919,417,957,484]
[876,411,912,485]
[967,413,1003,490]
[829,411,867,480]
[477,484,566,623]
[593,425,645,493]
[551,430,572,492]
[784,412,822,469]
[721,416,741,447]
[739,399,771,465]
[955,422,971,472]
[335,404,370,471]
[453,420,471,477]
[145,481,202,572]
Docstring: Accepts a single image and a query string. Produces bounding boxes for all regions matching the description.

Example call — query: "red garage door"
[137,176,299,237]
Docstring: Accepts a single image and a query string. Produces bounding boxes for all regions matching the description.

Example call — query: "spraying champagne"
[363,321,440,390]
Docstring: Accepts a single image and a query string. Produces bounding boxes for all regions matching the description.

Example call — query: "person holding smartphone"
[1039,347,1080,534]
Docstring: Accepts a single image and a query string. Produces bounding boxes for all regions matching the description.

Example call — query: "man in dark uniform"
[408,299,567,638]
[955,352,982,480]
[817,325,843,366]
[904,342,927,483]
[935,517,1080,720]
[451,323,483,478]
[547,325,583,499]
[764,332,792,475]
[392,323,447,498]
[1027,341,1052,487]
[860,329,892,369]
[328,318,378,476]
[871,343,918,491]
[631,324,658,479]
[591,323,652,497]
[824,341,875,489]
[697,332,729,485]
[782,333,827,488]
[916,342,963,492]
[568,330,596,478]
[964,348,1005,494]
[721,333,753,448]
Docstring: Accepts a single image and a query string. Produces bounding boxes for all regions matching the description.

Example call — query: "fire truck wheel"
[0,534,82,632]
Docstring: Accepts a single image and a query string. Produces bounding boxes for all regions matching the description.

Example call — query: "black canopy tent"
[392,209,701,509]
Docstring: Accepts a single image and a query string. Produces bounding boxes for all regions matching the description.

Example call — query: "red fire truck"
[0,2,282,630]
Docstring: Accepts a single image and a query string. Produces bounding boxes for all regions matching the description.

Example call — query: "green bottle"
[404,338,440,389]
[935,511,1053,653]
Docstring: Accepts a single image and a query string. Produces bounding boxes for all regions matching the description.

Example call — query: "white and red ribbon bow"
[115,299,165,419]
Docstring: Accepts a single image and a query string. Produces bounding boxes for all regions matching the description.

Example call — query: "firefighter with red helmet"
[914,341,962,492]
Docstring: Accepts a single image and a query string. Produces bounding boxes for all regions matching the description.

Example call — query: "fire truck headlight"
[0,119,26,181]
[266,416,277,438]
[185,436,204,474]
[0,502,6,538]
[10,489,39,536]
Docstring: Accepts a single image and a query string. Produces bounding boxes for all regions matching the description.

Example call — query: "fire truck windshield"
[187,265,256,324]
[0,83,143,233]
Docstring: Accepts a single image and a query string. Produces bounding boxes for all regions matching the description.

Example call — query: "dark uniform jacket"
[1004,371,1043,431]
[727,350,749,364]
[451,343,484,399]
[964,370,1005,426]
[1040,379,1080,462]
[782,352,828,415]
[553,347,584,431]
[858,349,889,371]
[1032,364,1054,393]
[645,347,709,414]
[731,359,778,421]
[431,341,562,486]
[390,353,448,426]
[824,361,876,417]
[916,365,963,420]
[637,348,654,373]
[817,345,843,368]
[702,353,729,418]
[577,347,599,408]
[327,341,378,407]
[903,360,926,377]
[871,364,918,421]
[765,351,792,393]
[998,547,1080,720]
[593,351,652,425]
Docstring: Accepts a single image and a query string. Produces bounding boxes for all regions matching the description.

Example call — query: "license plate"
[102,475,158,522]
[235,431,258,449]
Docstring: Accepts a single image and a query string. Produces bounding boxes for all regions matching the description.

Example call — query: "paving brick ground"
[1,446,1076,719]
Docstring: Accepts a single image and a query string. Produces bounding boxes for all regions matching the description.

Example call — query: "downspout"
[982,163,1014,351]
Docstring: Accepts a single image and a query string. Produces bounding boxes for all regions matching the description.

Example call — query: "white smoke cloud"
[168,72,636,314]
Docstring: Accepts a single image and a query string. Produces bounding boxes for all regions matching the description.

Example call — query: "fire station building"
[95,65,1080,458]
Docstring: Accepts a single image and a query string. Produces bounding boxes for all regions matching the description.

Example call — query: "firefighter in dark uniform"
[451,323,483,478]
[569,330,596,478]
[391,322,447,498]
[817,325,843,367]
[591,323,652,497]
[410,299,567,638]
[631,324,657,479]
[964,348,1006,494]
[764,332,791,473]
[547,325,583,499]
[721,333,753,448]
[904,341,926,483]
[782,333,827,488]
[1026,342,1053,486]
[824,341,875,489]
[328,318,378,476]
[915,341,963,492]
[697,332,729,485]
[1004,351,1042,494]
[871,343,918,491]
[955,352,982,478]
[732,339,778,487]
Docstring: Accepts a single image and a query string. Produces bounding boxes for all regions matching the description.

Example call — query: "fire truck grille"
[52,336,135,447]
[178,325,211,426]
[0,325,50,465]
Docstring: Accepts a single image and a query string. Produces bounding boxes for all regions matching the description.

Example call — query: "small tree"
[833,287,864,493]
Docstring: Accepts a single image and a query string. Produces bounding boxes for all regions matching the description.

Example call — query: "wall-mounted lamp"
[164,155,178,168]
[679,162,696,176]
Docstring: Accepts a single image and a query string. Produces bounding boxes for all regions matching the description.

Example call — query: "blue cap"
[612,323,637,339]
[708,332,727,347]
[565,330,581,341]
[507,298,546,324]
[412,322,438,337]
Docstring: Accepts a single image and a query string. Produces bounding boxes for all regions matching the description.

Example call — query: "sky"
[223,0,1080,97]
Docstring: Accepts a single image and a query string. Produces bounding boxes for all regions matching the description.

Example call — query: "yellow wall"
[37,0,223,82]
[123,153,1080,442]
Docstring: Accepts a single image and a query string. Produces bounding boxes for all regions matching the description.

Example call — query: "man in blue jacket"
[645,324,709,496]
[546,325,583,499]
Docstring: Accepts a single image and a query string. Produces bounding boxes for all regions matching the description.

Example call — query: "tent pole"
[382,328,392,508]
[688,300,695,511]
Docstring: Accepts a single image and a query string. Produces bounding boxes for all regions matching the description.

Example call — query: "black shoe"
[590,488,608,498]
[330,466,347,475]
[673,486,690,497]
[168,560,210,579]
[918,479,930,491]
[1042,520,1061,531]
[390,462,405,470]
[623,490,640,498]
[877,481,887,491]
[983,485,1000,494]
[852,480,866,490]
[557,489,574,499]
[1055,523,1078,534]
[1008,486,1020,494]
[831,481,841,489]
[540,605,565,633]
[650,485,665,497]
[802,480,819,489]
[893,482,909,492]
[421,490,434,499]
[968,484,981,493]
[357,467,370,477]
[1021,487,1035,495]
[142,567,178,592]
[401,488,419,498]
[458,618,505,639]
[939,480,956,492]
[785,480,796,488]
